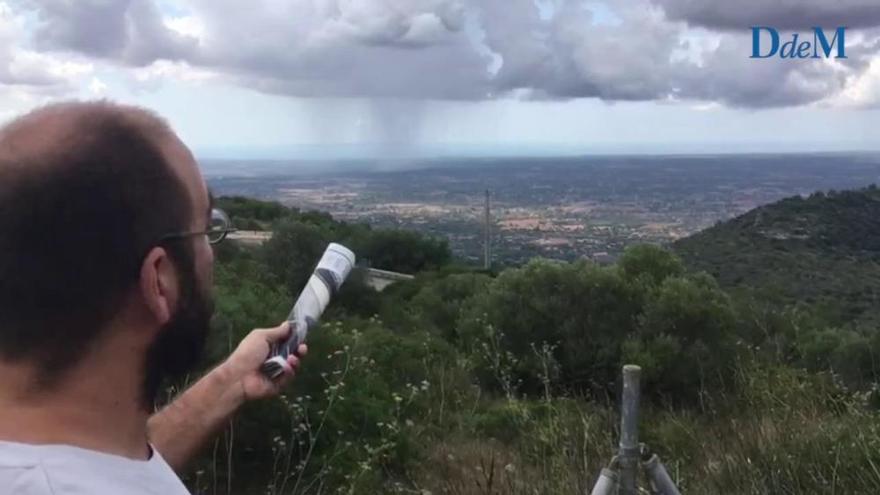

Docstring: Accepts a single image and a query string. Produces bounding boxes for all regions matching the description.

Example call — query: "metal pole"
[643,455,682,495]
[589,468,619,495]
[618,365,641,495]
[483,189,491,270]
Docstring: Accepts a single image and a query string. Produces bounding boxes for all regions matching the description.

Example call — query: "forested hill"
[673,185,880,327]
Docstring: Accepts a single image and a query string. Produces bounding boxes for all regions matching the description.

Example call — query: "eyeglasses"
[159,208,237,245]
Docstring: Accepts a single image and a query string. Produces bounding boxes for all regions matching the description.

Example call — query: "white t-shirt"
[0,441,190,494]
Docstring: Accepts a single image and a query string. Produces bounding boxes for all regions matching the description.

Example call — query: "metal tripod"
[589,365,683,495]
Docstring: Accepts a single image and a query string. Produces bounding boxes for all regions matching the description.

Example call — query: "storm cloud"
[5,0,880,109]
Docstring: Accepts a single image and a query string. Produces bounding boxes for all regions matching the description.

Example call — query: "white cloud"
[130,59,215,91]
[88,76,107,95]
[829,58,880,108]
[164,15,205,41]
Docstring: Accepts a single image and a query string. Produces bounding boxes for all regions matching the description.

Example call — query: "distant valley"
[205,153,880,266]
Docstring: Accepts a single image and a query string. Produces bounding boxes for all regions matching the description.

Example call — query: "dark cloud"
[674,35,850,108]
[17,0,196,65]
[179,0,492,99]
[0,4,78,93]
[653,0,880,30]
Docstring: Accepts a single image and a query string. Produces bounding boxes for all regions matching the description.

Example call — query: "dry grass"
[403,366,880,495]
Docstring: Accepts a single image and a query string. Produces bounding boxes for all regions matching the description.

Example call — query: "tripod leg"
[643,454,682,495]
[589,468,619,495]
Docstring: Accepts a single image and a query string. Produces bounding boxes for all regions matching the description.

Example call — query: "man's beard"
[142,246,213,410]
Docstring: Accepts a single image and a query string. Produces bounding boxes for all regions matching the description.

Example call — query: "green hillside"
[674,185,880,328]
[170,195,880,494]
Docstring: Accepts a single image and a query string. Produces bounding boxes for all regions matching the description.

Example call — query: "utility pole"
[483,189,491,270]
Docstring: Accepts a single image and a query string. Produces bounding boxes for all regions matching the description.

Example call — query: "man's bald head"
[0,101,175,168]
[0,101,197,386]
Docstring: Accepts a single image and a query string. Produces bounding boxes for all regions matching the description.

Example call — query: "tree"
[631,273,739,402]
[408,272,493,341]
[618,244,684,287]
[352,229,452,273]
[458,258,642,396]
[260,220,330,295]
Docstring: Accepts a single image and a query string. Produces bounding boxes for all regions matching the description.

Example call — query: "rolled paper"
[260,243,355,378]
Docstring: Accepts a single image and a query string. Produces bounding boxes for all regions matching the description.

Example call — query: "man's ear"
[140,246,179,326]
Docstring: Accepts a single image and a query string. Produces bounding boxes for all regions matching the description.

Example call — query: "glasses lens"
[208,208,231,244]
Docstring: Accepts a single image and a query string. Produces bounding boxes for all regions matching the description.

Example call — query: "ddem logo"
[750,27,847,59]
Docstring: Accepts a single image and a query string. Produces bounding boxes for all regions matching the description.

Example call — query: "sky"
[2,0,880,158]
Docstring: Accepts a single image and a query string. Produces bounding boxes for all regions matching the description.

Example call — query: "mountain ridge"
[673,184,880,327]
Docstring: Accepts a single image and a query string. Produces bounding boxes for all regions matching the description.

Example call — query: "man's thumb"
[258,321,292,343]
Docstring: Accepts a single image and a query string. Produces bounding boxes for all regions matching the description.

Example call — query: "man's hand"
[149,321,307,472]
[218,321,308,402]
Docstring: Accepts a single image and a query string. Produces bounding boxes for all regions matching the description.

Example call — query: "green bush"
[259,317,463,492]
[260,220,330,296]
[618,243,685,287]
[407,272,493,341]
[457,250,743,404]
[631,273,740,403]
